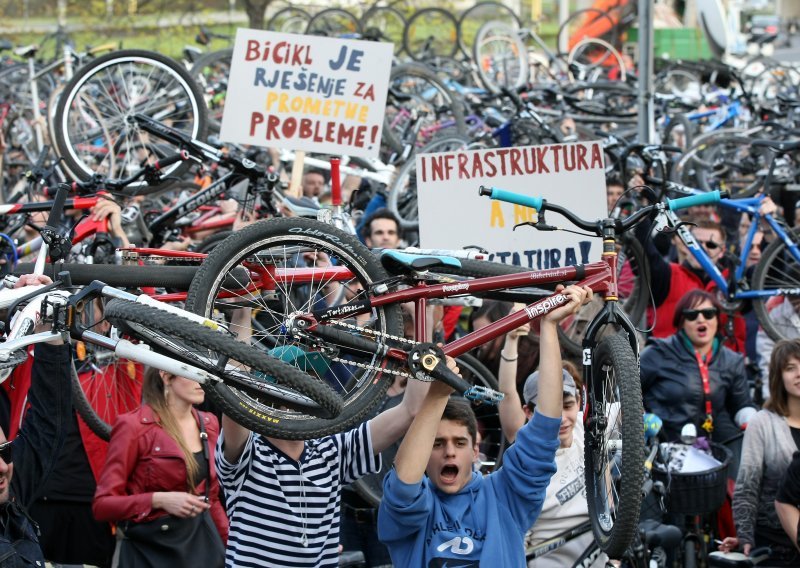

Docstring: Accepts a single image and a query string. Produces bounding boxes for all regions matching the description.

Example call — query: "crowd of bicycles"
[1,0,800,566]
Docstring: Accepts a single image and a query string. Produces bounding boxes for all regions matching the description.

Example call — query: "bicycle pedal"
[463,385,504,405]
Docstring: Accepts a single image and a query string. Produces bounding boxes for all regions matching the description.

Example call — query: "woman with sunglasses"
[640,289,757,445]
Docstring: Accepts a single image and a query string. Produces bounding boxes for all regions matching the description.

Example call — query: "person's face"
[365,218,400,249]
[559,394,579,448]
[0,429,12,504]
[680,299,718,349]
[426,419,478,494]
[606,184,624,212]
[688,227,725,268]
[738,214,752,242]
[782,356,800,401]
[163,373,205,406]
[302,173,326,198]
[744,230,763,267]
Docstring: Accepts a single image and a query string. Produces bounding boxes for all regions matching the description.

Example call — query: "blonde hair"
[142,367,201,489]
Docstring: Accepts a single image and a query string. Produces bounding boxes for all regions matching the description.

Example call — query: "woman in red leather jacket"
[92,367,228,562]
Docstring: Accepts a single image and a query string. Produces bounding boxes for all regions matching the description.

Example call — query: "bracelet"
[500,350,518,362]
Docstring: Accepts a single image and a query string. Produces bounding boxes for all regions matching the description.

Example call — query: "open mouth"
[696,324,708,334]
[440,464,459,483]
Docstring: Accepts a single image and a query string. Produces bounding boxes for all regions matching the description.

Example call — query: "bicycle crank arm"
[409,344,505,405]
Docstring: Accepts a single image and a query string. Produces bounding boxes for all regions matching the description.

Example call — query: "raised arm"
[498,306,528,442]
[221,307,254,462]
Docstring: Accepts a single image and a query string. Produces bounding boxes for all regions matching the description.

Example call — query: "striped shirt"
[216,421,380,568]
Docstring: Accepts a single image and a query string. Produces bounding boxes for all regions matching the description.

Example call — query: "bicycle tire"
[458,1,522,58]
[567,37,627,83]
[103,298,344,438]
[11,262,200,289]
[266,7,313,34]
[556,8,617,55]
[189,48,232,138]
[683,539,698,568]
[184,217,404,437]
[350,352,506,507]
[306,7,362,38]
[662,113,694,151]
[360,6,406,53]
[473,21,529,94]
[387,134,472,230]
[584,332,644,558]
[53,49,207,186]
[403,7,459,61]
[383,62,467,154]
[751,226,800,343]
[693,135,770,197]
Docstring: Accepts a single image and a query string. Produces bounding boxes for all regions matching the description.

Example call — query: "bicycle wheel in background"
[382,62,467,154]
[751,226,800,342]
[556,8,618,55]
[473,21,529,94]
[692,135,771,196]
[350,352,507,507]
[53,50,207,187]
[458,1,521,58]
[387,134,472,232]
[403,8,459,61]
[584,332,644,558]
[567,37,627,82]
[266,7,312,34]
[306,8,362,38]
[661,113,694,151]
[104,298,344,439]
[185,217,404,438]
[189,48,232,139]
[360,6,406,54]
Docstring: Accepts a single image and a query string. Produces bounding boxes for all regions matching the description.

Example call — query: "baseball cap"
[523,368,577,406]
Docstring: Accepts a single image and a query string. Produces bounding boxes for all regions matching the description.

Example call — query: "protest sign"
[416,141,607,268]
[220,29,393,158]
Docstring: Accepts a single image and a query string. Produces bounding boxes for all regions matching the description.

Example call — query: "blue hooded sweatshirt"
[378,411,560,567]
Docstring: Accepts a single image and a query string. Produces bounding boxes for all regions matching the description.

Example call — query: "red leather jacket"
[92,405,228,542]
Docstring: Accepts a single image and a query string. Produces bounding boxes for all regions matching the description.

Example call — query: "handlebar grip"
[46,184,69,227]
[154,150,188,170]
[666,190,723,211]
[479,186,542,210]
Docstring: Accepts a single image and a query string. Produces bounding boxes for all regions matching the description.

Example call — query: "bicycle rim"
[585,332,644,558]
[473,21,529,93]
[185,218,404,437]
[751,226,800,342]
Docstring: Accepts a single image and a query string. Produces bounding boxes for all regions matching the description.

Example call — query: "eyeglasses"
[703,240,722,251]
[0,441,12,464]
[683,308,718,321]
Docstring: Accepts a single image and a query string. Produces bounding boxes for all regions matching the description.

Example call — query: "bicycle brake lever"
[658,220,696,236]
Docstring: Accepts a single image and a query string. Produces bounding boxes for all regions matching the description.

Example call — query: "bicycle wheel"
[584,332,644,558]
[387,134,472,231]
[350,351,506,507]
[184,218,404,438]
[662,113,694,151]
[556,8,617,55]
[473,21,529,94]
[458,1,521,58]
[53,50,207,186]
[557,236,649,357]
[360,6,406,53]
[751,226,800,342]
[189,48,232,138]
[306,8,361,37]
[103,298,344,438]
[403,8,459,61]
[383,62,467,154]
[567,37,627,83]
[692,135,771,196]
[266,7,313,34]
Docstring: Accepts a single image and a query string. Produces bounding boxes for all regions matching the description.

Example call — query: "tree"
[241,0,274,30]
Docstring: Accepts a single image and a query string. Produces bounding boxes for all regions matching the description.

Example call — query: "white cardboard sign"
[416,141,607,268]
[220,29,393,158]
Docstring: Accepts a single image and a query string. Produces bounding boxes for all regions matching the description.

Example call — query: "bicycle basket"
[653,442,732,515]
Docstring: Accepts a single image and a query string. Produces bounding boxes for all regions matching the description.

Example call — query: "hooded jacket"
[378,412,560,567]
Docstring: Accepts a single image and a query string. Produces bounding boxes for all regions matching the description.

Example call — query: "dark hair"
[764,339,800,416]
[442,397,478,445]
[360,208,400,240]
[303,167,329,184]
[671,289,724,330]
[468,299,512,331]
[606,174,624,188]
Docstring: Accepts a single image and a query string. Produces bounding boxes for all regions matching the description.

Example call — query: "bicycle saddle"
[380,250,462,276]
[638,519,682,550]
[13,44,38,58]
[707,547,772,567]
[281,195,321,218]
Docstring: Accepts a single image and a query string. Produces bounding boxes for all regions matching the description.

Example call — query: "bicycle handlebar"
[666,190,725,211]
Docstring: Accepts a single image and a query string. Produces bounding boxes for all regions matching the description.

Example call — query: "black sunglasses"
[0,441,11,464]
[683,308,718,321]
[703,240,722,251]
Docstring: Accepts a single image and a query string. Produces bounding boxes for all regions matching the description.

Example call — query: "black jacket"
[0,343,71,566]
[640,334,755,443]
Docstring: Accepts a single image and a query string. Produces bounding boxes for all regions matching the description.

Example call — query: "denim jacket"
[0,343,71,567]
